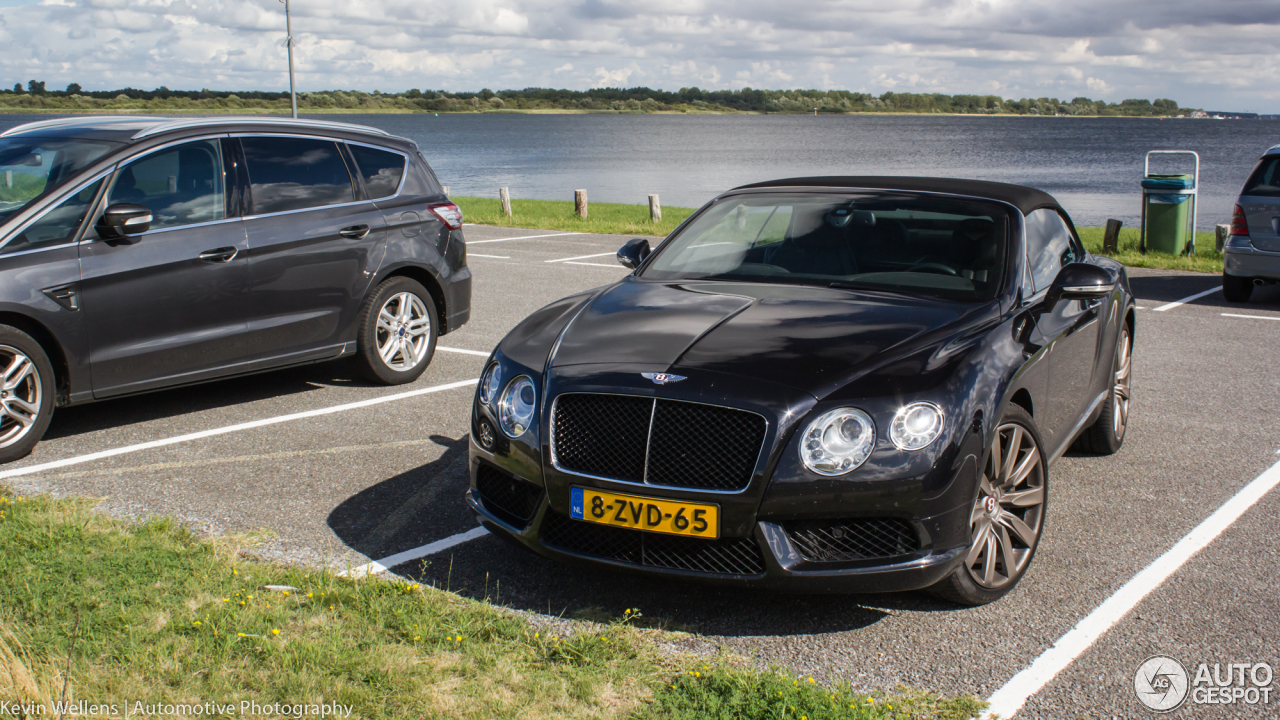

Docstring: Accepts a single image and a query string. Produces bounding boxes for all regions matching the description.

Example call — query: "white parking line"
[565,261,623,269]
[546,252,615,263]
[468,232,582,245]
[341,526,490,578]
[1152,286,1220,312]
[437,346,491,357]
[0,378,480,481]
[1221,313,1280,322]
[468,254,511,259]
[983,454,1280,719]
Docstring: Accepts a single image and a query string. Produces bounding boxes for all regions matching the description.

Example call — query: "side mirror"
[1045,263,1115,306]
[95,203,152,243]
[616,238,651,270]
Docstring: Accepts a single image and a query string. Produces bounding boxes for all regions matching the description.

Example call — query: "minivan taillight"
[428,203,463,230]
[1230,204,1249,236]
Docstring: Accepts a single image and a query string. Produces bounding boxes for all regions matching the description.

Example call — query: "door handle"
[339,224,370,239]
[198,247,239,263]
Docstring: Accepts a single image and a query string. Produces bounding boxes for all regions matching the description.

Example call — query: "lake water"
[7,112,1279,230]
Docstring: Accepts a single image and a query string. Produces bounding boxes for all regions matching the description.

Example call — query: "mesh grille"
[541,510,765,576]
[647,401,766,491]
[553,393,766,491]
[552,394,651,482]
[475,465,544,528]
[784,518,920,563]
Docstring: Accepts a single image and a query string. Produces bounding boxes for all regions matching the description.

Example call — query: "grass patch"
[0,489,981,719]
[454,196,1223,274]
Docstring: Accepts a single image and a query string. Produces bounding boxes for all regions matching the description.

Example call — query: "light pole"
[279,0,297,118]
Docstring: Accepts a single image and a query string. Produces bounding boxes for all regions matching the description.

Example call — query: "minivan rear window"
[1242,156,1280,197]
[241,137,355,215]
[348,145,405,199]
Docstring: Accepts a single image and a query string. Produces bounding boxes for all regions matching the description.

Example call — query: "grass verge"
[454,195,1224,273]
[0,490,981,719]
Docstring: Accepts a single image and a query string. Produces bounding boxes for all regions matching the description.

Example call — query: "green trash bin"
[1141,174,1194,254]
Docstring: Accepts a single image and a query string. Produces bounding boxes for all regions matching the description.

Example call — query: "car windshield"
[0,137,119,223]
[640,192,1012,301]
[1242,156,1280,197]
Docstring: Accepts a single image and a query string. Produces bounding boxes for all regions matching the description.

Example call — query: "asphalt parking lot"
[4,224,1278,718]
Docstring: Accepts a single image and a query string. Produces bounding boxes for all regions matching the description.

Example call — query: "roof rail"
[132,116,392,140]
[0,115,168,137]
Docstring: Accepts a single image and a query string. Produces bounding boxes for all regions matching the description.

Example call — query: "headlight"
[800,407,876,476]
[497,376,537,437]
[479,362,501,404]
[889,402,944,451]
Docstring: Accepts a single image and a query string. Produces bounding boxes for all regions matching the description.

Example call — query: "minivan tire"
[1222,273,1253,303]
[0,326,56,464]
[353,276,439,385]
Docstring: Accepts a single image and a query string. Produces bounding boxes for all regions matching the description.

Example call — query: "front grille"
[475,465,543,528]
[553,393,766,491]
[541,510,766,576]
[783,518,920,563]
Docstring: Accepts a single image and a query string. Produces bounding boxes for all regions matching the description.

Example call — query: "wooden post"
[1215,223,1231,253]
[648,194,661,223]
[441,185,450,197]
[499,187,512,217]
[574,189,588,218]
[1102,219,1123,253]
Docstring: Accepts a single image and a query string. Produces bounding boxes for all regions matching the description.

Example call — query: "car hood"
[549,278,990,397]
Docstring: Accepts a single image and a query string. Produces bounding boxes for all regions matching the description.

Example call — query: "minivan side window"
[1242,157,1280,197]
[107,140,226,231]
[1,178,104,255]
[240,137,355,215]
[1024,208,1079,293]
[348,145,405,199]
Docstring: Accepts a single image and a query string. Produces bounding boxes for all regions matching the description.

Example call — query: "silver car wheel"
[965,421,1045,590]
[0,345,42,449]
[1113,327,1132,440]
[375,292,431,372]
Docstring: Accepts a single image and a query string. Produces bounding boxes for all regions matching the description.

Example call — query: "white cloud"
[0,0,1275,110]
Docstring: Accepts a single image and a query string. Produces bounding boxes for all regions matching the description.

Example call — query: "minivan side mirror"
[96,203,152,243]
[1045,263,1115,306]
[617,238,651,270]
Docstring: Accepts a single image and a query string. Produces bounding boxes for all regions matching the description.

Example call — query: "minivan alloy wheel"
[965,421,1045,589]
[1112,326,1132,440]
[375,292,431,371]
[0,345,43,449]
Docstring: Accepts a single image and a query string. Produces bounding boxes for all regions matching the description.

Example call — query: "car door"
[236,135,388,363]
[1023,209,1101,454]
[78,136,252,398]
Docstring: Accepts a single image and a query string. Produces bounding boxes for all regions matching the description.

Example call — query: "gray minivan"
[0,116,470,462]
[1223,143,1280,302]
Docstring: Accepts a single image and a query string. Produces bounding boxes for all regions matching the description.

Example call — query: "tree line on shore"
[1,80,1191,116]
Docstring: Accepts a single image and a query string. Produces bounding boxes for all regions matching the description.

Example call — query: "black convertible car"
[467,177,1134,605]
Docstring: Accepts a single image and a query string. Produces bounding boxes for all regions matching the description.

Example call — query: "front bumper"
[1224,244,1280,280]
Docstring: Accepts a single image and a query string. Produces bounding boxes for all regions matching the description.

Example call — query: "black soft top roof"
[733,176,1063,216]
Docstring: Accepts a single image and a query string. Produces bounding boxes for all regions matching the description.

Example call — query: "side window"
[107,140,226,231]
[240,137,354,214]
[2,178,104,254]
[1024,209,1077,293]
[348,144,405,199]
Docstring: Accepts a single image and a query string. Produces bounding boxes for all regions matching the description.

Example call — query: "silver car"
[1224,144,1280,302]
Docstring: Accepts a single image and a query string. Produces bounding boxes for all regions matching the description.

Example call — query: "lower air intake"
[783,518,920,562]
[475,465,544,528]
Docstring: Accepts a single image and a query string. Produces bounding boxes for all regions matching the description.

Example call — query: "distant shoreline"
[0,108,1216,119]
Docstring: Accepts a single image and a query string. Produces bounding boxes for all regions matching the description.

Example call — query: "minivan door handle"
[198,247,239,263]
[339,224,371,239]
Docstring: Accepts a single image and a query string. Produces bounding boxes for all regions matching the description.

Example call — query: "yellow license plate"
[570,487,719,539]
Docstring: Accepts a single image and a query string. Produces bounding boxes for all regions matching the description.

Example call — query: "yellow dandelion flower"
[455,635,462,642]
[282,591,290,596]
[329,605,334,610]
[414,636,420,641]
[624,609,631,614]
[410,584,419,590]
[307,593,313,598]
[272,629,280,636]
[237,633,246,637]
[808,676,815,683]
[694,672,701,678]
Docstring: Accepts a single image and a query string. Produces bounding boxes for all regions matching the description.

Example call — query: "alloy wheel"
[965,421,1045,589]
[375,292,431,371]
[1112,327,1132,440]
[0,345,42,449]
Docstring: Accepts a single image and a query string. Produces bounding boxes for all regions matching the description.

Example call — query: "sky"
[1,0,1278,112]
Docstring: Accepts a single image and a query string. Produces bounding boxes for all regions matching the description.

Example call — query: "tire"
[1077,322,1132,455]
[0,326,56,464]
[1222,273,1253,303]
[926,405,1047,606]
[352,277,439,385]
